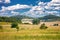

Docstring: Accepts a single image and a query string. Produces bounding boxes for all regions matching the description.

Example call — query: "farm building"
[21,18,33,24]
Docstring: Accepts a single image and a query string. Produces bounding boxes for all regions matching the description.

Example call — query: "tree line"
[0,17,21,23]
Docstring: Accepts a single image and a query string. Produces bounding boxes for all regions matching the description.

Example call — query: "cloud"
[11,11,20,15]
[24,0,60,17]
[44,0,60,16]
[45,11,59,14]
[0,0,2,2]
[23,2,46,17]
[51,0,60,2]
[54,7,60,10]
[0,0,10,3]
[0,10,20,17]
[25,2,45,16]
[24,5,45,17]
[0,0,60,17]
[45,0,60,10]
[5,0,10,3]
[0,4,32,16]
[1,4,31,11]
[0,10,11,17]
[38,2,46,6]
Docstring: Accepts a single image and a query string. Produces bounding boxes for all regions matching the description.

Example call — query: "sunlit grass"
[0,22,60,40]
[0,32,60,40]
[0,29,60,40]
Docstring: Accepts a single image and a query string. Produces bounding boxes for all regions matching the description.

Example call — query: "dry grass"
[0,29,60,40]
[0,22,60,40]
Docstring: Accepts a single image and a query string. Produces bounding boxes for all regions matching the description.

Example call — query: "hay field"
[0,22,60,40]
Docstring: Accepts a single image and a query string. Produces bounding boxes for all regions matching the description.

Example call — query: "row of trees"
[0,17,21,23]
[0,17,40,24]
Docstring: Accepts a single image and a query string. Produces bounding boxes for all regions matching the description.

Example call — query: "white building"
[21,19,33,24]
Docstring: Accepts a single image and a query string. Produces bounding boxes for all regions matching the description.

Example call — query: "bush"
[40,23,48,29]
[53,24,58,26]
[33,19,40,25]
[11,23,18,28]
[11,23,19,32]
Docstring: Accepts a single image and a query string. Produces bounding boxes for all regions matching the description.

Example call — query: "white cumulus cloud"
[0,0,10,3]
[0,4,32,16]
[11,11,20,15]
[0,0,60,17]
[45,0,60,10]
[51,0,60,2]
[0,0,2,2]
[5,0,10,3]
[24,0,60,17]
[24,5,45,17]
[1,4,31,11]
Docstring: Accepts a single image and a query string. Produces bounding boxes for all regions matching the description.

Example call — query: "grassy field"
[0,22,60,40]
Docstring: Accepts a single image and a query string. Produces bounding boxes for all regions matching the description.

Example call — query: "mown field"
[0,22,60,40]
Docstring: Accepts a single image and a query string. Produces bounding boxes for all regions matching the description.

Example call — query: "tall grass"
[0,34,60,40]
[0,22,60,40]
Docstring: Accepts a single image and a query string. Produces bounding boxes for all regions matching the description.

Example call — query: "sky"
[0,0,60,17]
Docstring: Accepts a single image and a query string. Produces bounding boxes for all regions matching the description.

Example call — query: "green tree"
[40,23,48,29]
[11,23,19,32]
[33,19,40,25]
[11,23,18,28]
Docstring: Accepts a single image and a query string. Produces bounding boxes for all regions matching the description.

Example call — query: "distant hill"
[43,15,60,19]
[0,14,60,22]
[11,15,33,19]
[0,15,33,23]
[39,15,60,21]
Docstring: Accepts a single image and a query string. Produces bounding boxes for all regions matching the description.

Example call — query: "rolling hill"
[39,14,60,21]
[0,14,60,22]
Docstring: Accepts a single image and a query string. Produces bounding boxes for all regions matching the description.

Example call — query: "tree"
[11,23,18,28]
[11,23,19,32]
[33,19,40,25]
[40,23,48,29]
[53,24,58,26]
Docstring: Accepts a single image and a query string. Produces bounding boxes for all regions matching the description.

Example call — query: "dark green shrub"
[11,23,19,31]
[40,23,48,29]
[11,23,18,28]
[33,19,40,25]
[53,24,58,26]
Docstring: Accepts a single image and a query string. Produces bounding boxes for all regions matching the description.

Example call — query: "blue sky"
[0,0,51,6]
[0,0,60,17]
